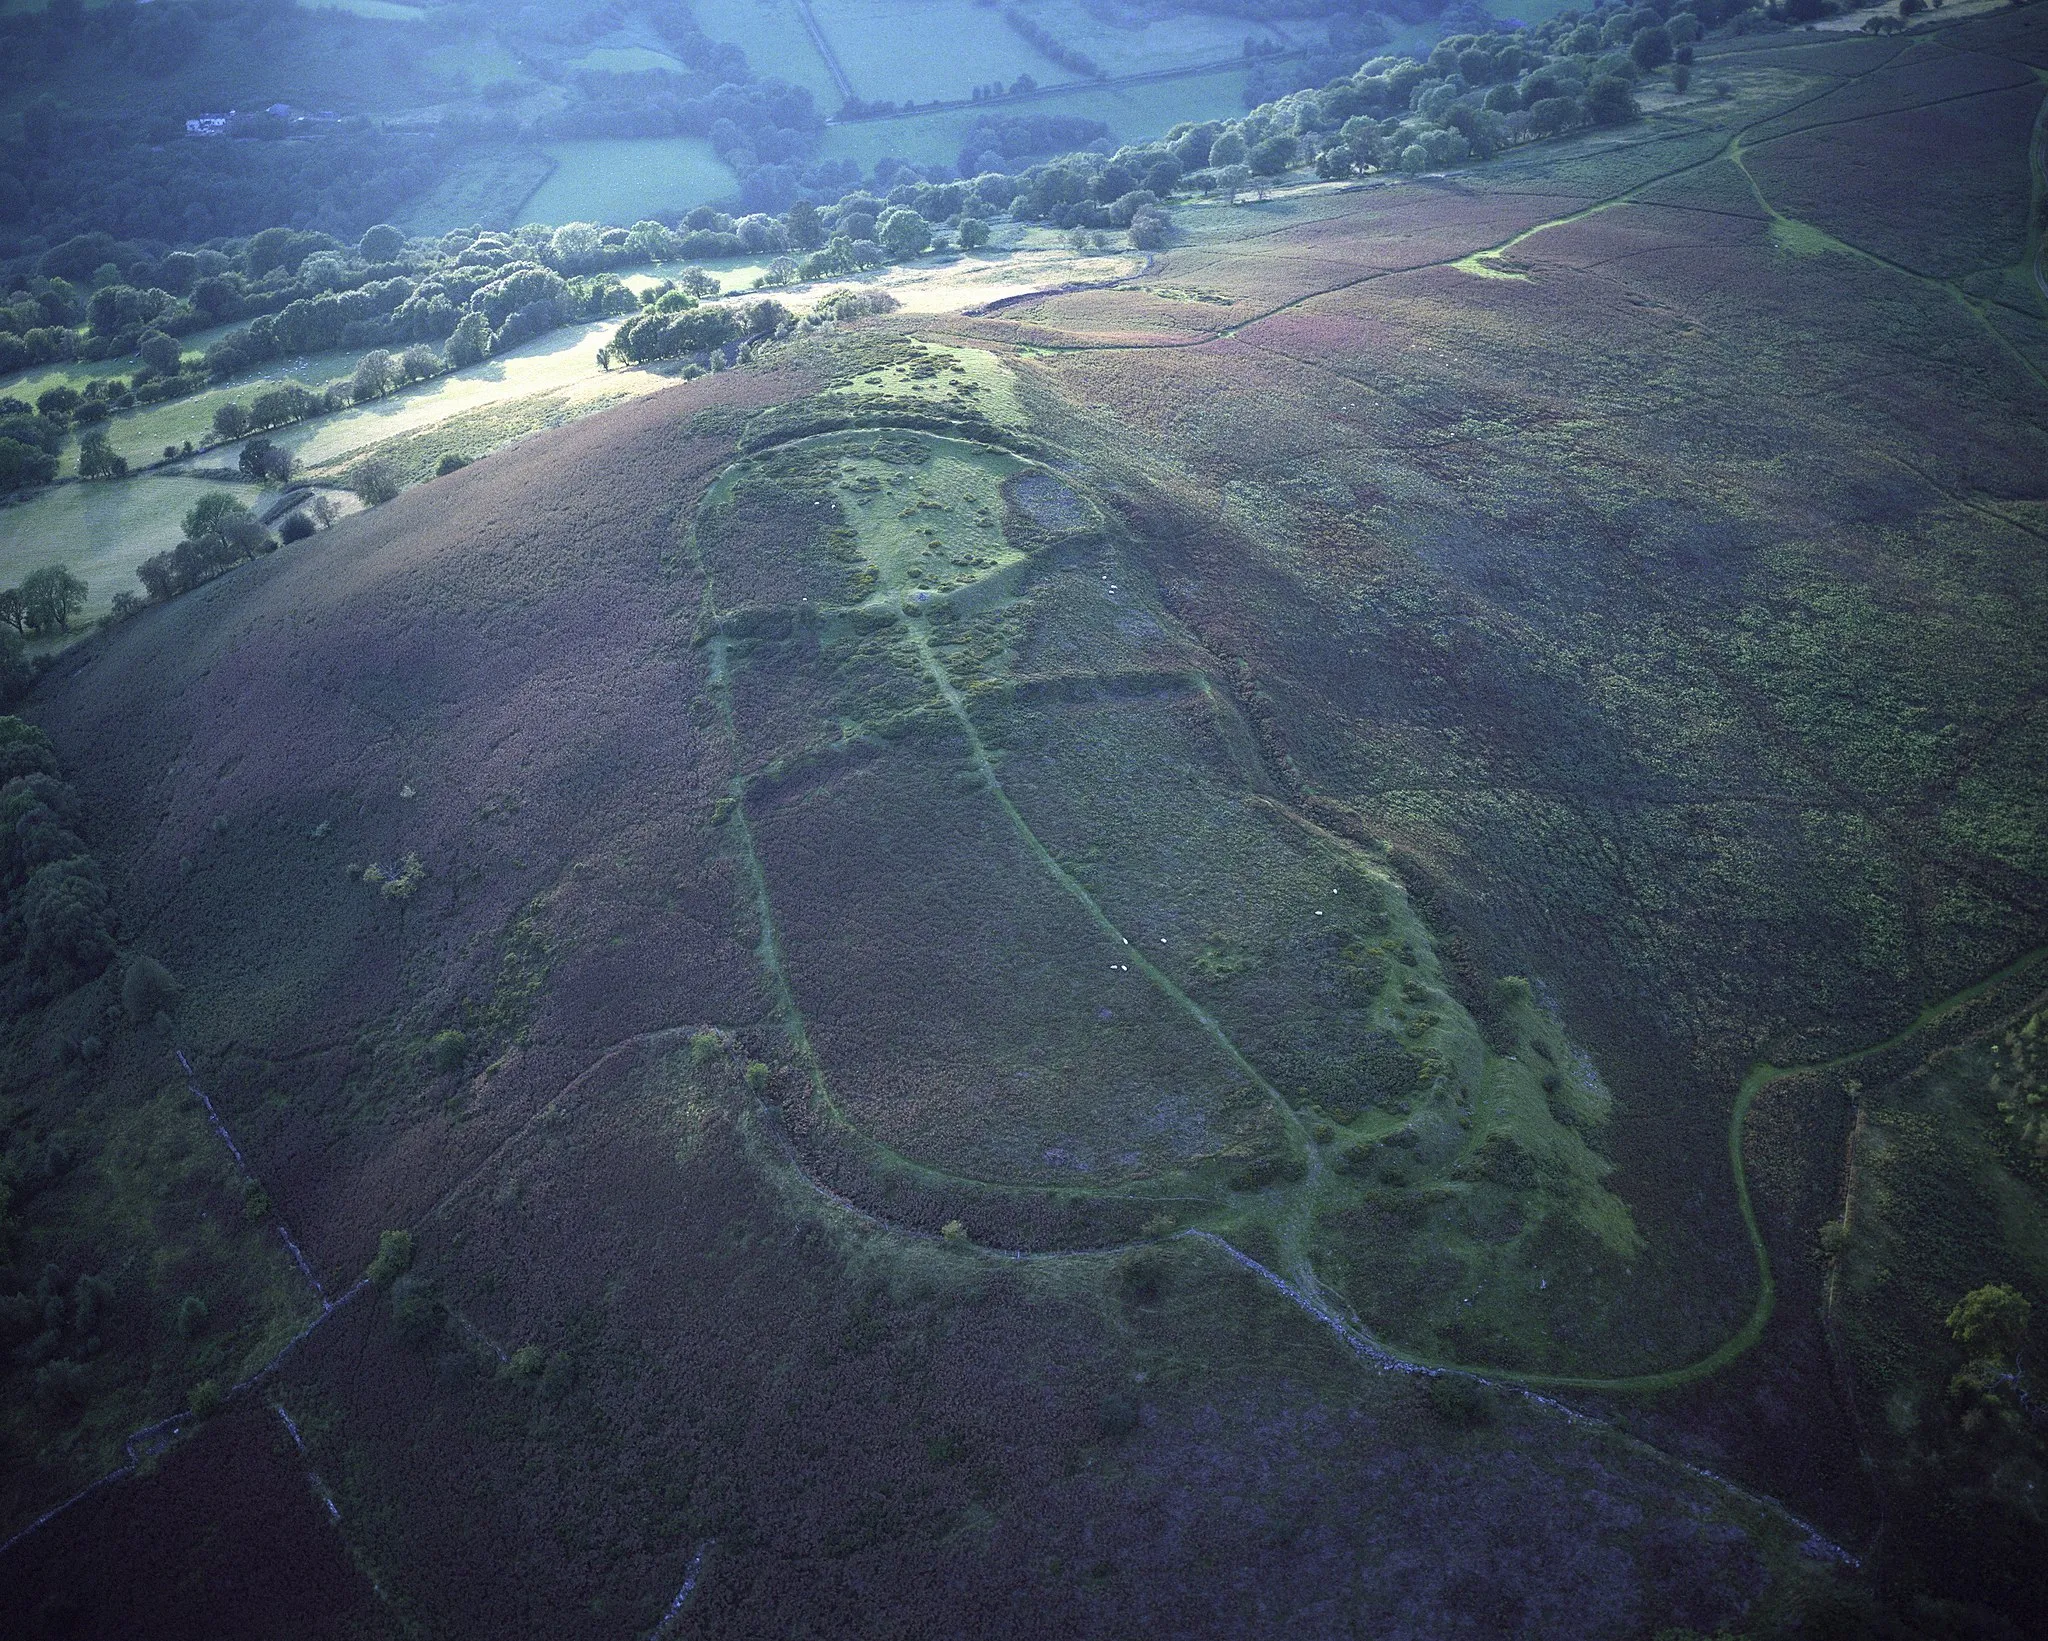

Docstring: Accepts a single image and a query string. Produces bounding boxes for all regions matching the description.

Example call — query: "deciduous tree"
[20,565,87,632]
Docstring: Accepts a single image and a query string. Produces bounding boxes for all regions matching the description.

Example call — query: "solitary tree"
[77,430,127,480]
[877,208,932,260]
[1248,135,1297,176]
[1129,207,1171,250]
[136,329,183,379]
[445,311,492,368]
[20,565,87,632]
[351,349,395,402]
[1948,1285,2033,1367]
[956,216,991,251]
[350,456,402,506]
[239,438,293,483]
[1630,24,1673,73]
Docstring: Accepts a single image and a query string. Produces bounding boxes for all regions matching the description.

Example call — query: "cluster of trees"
[0,566,87,700]
[1945,1282,2036,1436]
[1001,9,1105,80]
[0,276,86,375]
[189,235,638,388]
[966,75,1042,104]
[600,293,789,369]
[1991,1008,2047,1160]
[0,716,116,995]
[206,340,447,450]
[953,112,1114,183]
[134,492,275,605]
[0,396,66,493]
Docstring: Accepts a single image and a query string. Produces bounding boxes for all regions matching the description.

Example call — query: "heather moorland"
[2,4,2047,1639]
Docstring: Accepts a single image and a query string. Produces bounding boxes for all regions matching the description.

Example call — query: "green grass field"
[401,145,557,235]
[818,65,1250,172]
[1007,0,1307,77]
[231,316,660,473]
[813,0,1064,103]
[421,36,532,93]
[295,0,428,20]
[692,0,843,107]
[83,347,364,475]
[0,473,267,624]
[2,320,655,617]
[514,138,739,228]
[574,43,686,75]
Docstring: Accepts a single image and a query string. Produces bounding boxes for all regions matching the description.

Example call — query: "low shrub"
[1426,1373,1496,1427]
[121,954,181,1025]
[366,1228,414,1286]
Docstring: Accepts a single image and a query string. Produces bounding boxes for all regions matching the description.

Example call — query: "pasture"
[1008,0,1310,77]
[295,0,428,19]
[420,35,532,93]
[692,0,843,107]
[81,345,365,474]
[399,146,556,235]
[811,0,1065,103]
[816,65,1249,172]
[0,472,265,624]
[513,138,739,229]
[208,317,651,474]
[575,43,687,76]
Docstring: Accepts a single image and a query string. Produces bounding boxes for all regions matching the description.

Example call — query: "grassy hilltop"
[1,7,2047,1639]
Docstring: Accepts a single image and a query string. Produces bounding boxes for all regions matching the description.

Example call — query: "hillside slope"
[4,12,2047,1638]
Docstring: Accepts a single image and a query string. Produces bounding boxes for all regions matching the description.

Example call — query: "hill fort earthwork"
[2,4,2047,1638]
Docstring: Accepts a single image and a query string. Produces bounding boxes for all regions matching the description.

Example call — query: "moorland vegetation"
[1,3,2046,1639]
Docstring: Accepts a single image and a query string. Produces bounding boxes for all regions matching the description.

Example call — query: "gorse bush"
[1426,1373,1496,1428]
[1990,1009,2048,1160]
[121,954,181,1024]
[366,1228,414,1287]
